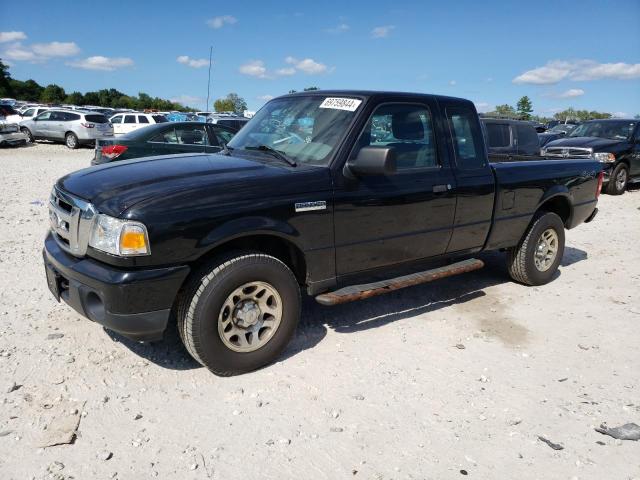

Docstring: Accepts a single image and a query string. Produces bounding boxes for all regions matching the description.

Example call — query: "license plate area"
[45,264,61,302]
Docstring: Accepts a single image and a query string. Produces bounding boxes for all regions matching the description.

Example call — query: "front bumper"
[0,131,28,146]
[43,232,190,341]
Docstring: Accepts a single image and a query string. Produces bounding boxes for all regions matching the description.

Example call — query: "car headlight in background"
[593,152,616,163]
[88,214,150,256]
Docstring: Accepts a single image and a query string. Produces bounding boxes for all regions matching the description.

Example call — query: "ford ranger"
[43,91,603,376]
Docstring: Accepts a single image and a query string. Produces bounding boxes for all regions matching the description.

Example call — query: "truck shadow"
[108,247,588,371]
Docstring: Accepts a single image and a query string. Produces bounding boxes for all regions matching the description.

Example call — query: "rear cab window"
[446,106,486,170]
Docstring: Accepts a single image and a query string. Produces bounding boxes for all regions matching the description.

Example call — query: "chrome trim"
[49,187,96,256]
[544,146,593,159]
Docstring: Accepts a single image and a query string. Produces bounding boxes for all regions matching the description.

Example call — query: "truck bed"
[485,159,601,250]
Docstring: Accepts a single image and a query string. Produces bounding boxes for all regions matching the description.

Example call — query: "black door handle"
[432,184,451,193]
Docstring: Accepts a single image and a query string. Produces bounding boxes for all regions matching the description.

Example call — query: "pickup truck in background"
[480,118,542,162]
[43,91,603,376]
[542,118,639,195]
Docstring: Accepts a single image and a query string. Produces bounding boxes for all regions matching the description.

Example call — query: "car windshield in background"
[85,114,109,123]
[569,121,636,140]
[548,124,576,134]
[227,96,362,166]
[152,115,168,123]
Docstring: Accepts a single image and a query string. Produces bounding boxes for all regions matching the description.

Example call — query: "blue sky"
[1,0,639,116]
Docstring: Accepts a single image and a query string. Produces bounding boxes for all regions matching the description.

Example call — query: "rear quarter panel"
[485,159,602,250]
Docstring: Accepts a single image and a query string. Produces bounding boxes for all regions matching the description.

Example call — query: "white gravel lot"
[0,143,639,480]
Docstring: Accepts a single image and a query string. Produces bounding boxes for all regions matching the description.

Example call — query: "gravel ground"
[0,143,639,480]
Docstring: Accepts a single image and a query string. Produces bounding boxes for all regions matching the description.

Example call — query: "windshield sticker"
[319,97,362,112]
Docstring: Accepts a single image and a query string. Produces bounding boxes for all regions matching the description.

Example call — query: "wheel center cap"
[234,301,261,328]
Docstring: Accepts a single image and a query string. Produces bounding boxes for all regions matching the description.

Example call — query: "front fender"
[199,215,302,251]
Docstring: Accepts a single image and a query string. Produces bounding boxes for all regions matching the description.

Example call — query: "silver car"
[20,109,114,149]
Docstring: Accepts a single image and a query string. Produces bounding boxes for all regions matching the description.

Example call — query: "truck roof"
[281,89,474,105]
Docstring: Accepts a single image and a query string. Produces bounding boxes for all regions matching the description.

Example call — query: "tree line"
[488,95,625,122]
[0,59,191,112]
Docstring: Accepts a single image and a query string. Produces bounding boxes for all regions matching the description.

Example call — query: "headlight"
[593,152,616,163]
[88,214,150,256]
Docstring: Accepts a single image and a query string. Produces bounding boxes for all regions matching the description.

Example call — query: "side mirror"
[346,146,397,177]
[32,117,38,121]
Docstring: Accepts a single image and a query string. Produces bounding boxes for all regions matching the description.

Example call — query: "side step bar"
[315,258,484,306]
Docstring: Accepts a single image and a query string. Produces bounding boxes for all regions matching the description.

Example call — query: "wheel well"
[192,235,307,285]
[538,196,571,226]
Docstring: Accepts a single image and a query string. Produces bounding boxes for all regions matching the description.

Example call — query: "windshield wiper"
[220,144,234,156]
[245,145,297,167]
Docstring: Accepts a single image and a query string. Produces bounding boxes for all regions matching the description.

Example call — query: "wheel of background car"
[21,127,33,143]
[606,163,628,196]
[65,132,79,149]
[506,211,565,286]
[176,252,301,376]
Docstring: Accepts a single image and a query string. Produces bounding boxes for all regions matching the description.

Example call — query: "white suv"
[109,113,168,135]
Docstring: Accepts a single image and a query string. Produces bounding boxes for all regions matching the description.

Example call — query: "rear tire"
[65,132,79,149]
[507,212,565,286]
[177,252,301,376]
[605,163,628,195]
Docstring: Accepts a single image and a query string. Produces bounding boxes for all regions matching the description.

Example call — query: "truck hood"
[545,136,624,151]
[57,153,330,217]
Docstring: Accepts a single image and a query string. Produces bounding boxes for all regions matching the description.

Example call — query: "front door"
[32,111,53,138]
[333,101,457,276]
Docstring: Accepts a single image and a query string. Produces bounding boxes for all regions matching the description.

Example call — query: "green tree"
[64,91,84,105]
[303,86,319,91]
[516,96,533,120]
[40,84,66,104]
[495,104,516,117]
[288,89,297,94]
[635,114,640,119]
[12,79,44,101]
[214,93,247,114]
[0,59,13,97]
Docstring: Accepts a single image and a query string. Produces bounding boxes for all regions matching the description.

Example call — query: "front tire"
[606,163,628,195]
[65,132,79,149]
[177,253,301,376]
[507,212,565,286]
[21,127,34,143]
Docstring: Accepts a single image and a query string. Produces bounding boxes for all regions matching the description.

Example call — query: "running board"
[315,258,484,306]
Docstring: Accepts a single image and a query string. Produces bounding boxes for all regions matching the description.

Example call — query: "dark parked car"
[44,90,602,376]
[542,119,639,195]
[92,121,238,164]
[538,123,578,147]
[481,118,542,161]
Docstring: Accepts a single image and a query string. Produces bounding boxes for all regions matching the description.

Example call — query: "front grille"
[544,147,593,159]
[49,187,96,256]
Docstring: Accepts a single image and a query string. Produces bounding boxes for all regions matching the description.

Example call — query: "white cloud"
[258,95,274,101]
[239,60,268,78]
[371,25,395,38]
[326,23,349,34]
[0,31,27,43]
[177,55,209,68]
[206,15,237,29]
[474,102,492,113]
[285,57,328,75]
[241,57,330,79]
[558,88,585,98]
[32,41,79,57]
[275,67,296,76]
[67,56,134,71]
[611,112,629,118]
[513,59,640,85]
[170,94,205,106]
[2,43,38,61]
[449,80,457,86]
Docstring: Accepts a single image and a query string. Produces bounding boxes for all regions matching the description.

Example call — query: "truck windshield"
[228,96,362,166]
[569,121,636,140]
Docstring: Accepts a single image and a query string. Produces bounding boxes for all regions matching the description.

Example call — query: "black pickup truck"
[542,118,639,195]
[43,91,603,376]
